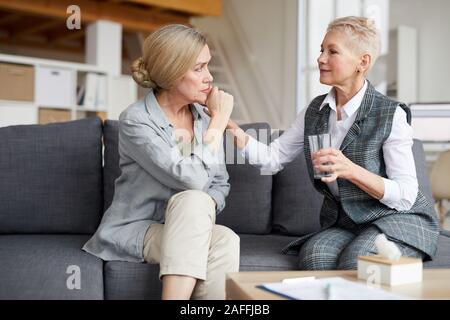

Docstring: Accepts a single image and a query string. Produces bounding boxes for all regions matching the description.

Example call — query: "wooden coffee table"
[226,269,450,300]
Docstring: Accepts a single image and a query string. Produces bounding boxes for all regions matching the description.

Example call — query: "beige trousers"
[143,190,240,300]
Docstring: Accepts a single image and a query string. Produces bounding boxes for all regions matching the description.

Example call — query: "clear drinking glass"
[308,133,332,179]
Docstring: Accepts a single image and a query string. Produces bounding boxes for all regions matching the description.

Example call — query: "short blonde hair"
[327,16,381,69]
[131,24,207,91]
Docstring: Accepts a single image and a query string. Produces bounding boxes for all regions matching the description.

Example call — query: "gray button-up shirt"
[82,90,230,262]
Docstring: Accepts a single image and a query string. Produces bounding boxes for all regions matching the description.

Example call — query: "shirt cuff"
[380,178,401,209]
[206,188,225,213]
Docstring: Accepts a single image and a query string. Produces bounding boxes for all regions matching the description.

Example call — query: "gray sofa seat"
[1,118,449,300]
[104,261,161,300]
[99,230,450,300]
[0,118,104,299]
[239,234,299,271]
[103,233,300,300]
[0,235,103,299]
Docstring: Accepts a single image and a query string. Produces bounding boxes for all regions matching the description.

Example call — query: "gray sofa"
[0,117,449,300]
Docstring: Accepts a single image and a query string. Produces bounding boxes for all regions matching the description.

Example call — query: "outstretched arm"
[224,108,307,174]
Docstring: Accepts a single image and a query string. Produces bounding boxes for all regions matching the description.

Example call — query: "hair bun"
[131,57,156,89]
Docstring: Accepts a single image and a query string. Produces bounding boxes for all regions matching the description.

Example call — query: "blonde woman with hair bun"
[83,24,239,300]
[228,16,438,270]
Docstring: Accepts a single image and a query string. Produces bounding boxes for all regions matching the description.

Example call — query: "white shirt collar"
[319,79,368,119]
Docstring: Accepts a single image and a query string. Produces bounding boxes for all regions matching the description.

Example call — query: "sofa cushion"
[272,151,323,236]
[270,130,323,236]
[216,123,273,234]
[0,118,103,234]
[0,235,103,299]
[103,120,120,212]
[104,261,161,300]
[239,234,299,271]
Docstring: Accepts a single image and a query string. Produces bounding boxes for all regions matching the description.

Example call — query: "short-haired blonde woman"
[227,16,439,269]
[83,24,240,299]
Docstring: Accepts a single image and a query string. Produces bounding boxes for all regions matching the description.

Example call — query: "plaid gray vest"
[302,82,439,258]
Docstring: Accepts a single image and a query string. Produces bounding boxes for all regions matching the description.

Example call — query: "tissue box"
[357,255,422,286]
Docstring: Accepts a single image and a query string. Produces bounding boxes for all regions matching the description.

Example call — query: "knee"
[298,241,339,270]
[337,245,363,270]
[337,256,358,270]
[214,226,240,251]
[167,190,215,218]
[337,232,379,270]
[211,226,240,262]
[169,190,214,207]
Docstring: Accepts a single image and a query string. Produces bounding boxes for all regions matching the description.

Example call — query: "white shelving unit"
[0,53,111,127]
[410,103,450,169]
[0,53,107,74]
[0,49,137,127]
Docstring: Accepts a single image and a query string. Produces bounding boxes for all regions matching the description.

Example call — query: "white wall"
[390,0,450,102]
[193,0,298,129]
[232,0,283,108]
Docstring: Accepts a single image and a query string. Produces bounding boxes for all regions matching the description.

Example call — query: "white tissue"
[374,234,402,261]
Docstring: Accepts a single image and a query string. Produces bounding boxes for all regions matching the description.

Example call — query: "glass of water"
[308,133,332,179]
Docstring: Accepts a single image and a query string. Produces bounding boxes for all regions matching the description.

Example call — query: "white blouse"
[242,80,418,211]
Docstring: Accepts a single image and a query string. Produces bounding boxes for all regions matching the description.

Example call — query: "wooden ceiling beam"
[0,33,84,53]
[0,13,22,26]
[0,0,190,33]
[123,0,221,16]
[46,27,85,44]
[10,17,61,37]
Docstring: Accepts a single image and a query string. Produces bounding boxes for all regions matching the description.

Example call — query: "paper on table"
[257,277,411,300]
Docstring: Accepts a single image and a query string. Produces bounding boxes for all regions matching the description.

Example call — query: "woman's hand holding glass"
[312,148,356,183]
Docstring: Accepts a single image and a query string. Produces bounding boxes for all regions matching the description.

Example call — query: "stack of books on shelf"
[76,72,107,110]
